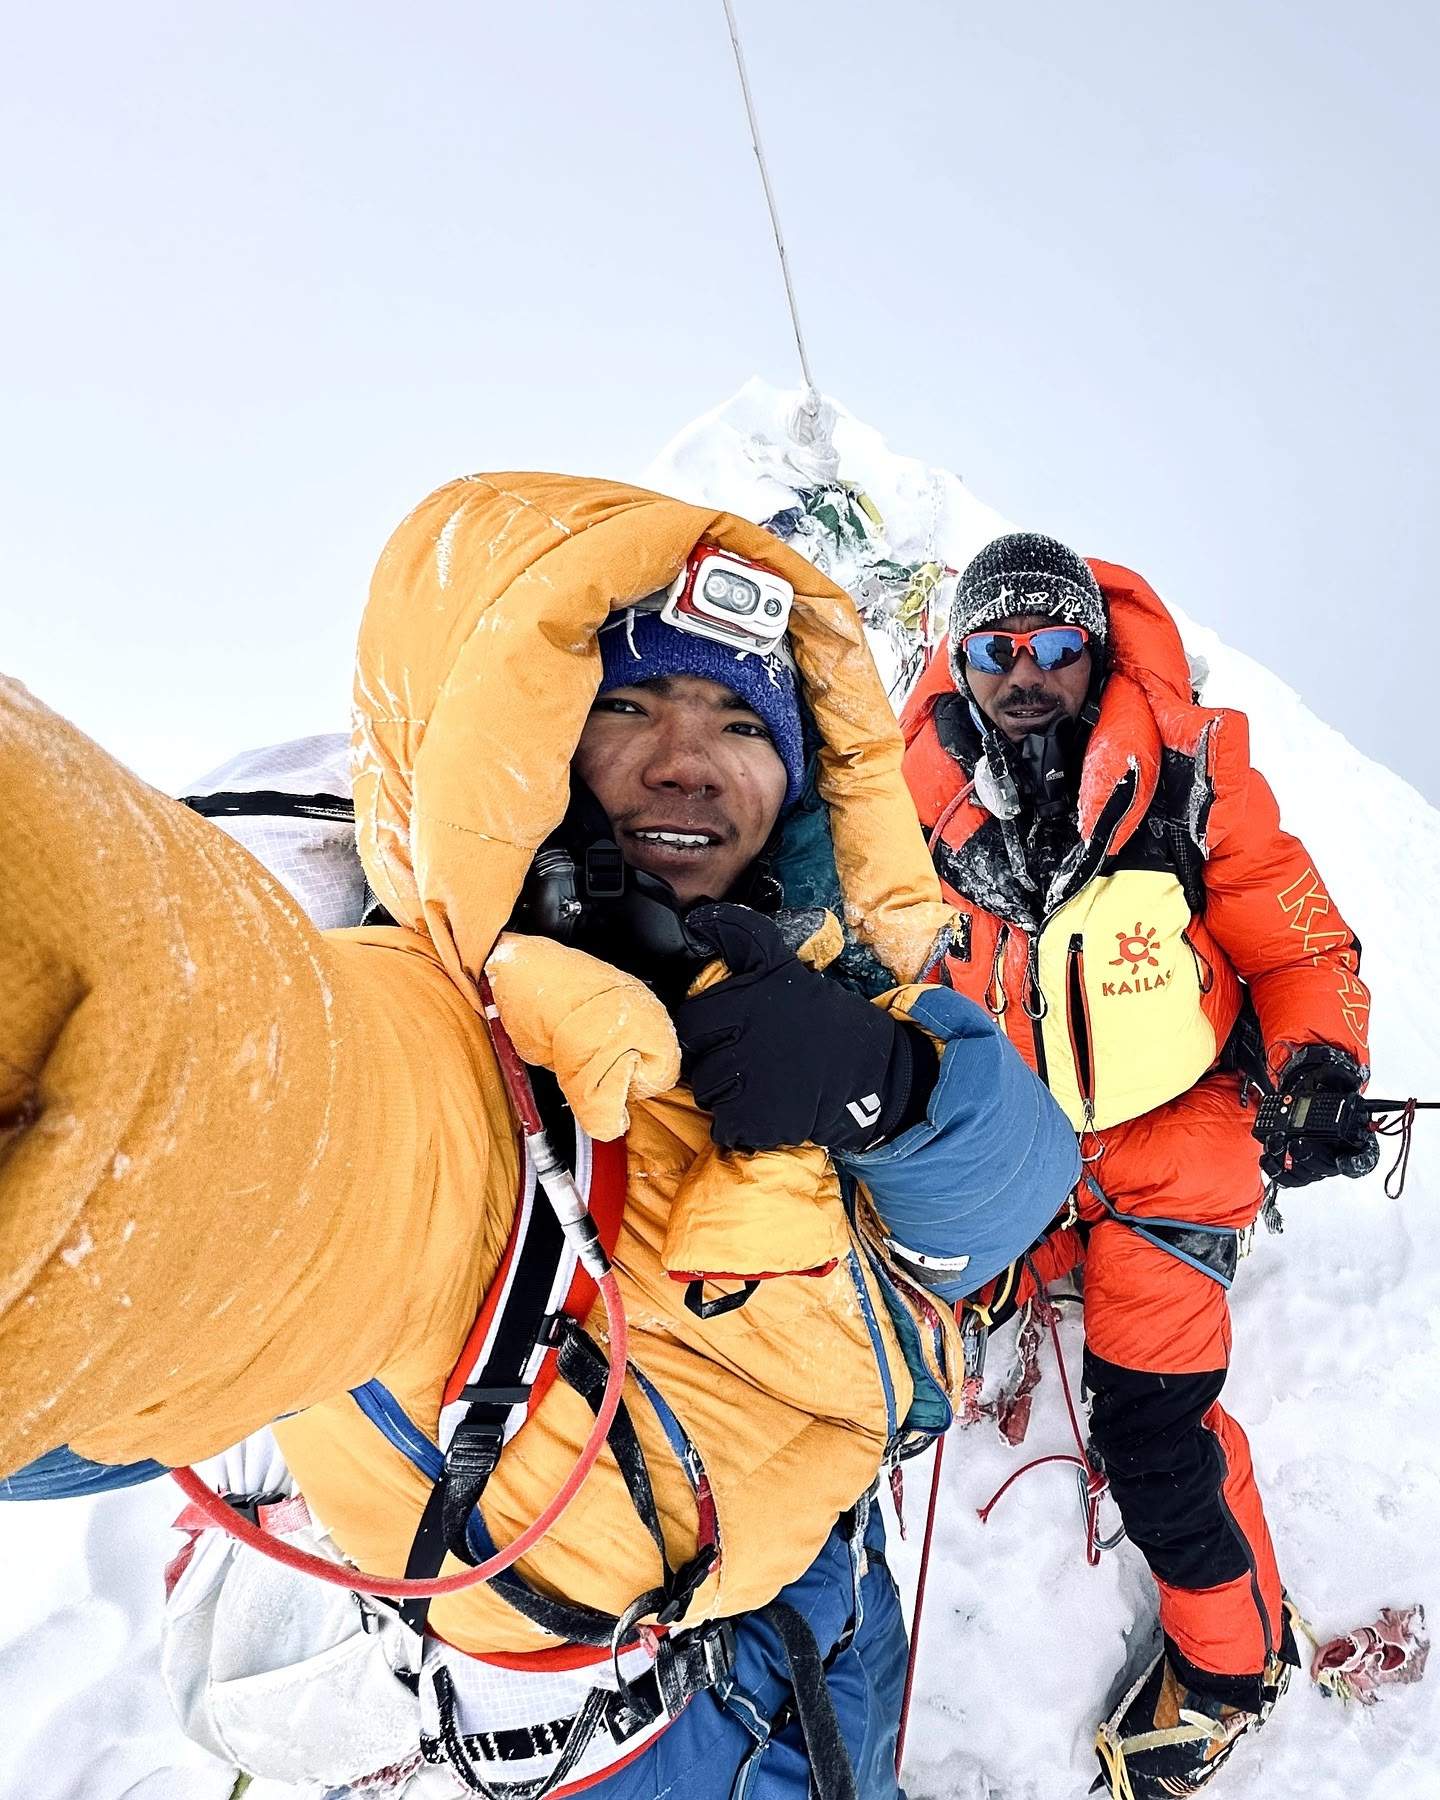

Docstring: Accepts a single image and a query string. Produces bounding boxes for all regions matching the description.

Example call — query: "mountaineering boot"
[1091,1606,1300,1798]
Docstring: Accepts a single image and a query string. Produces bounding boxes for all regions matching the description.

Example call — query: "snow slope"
[1,382,1436,1800]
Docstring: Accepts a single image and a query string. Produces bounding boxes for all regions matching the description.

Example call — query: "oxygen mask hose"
[171,976,628,1599]
[481,975,612,1283]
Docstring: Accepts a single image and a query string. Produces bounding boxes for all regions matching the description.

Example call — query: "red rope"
[895,1294,1118,1775]
[1044,1295,1089,1455]
[171,1267,627,1598]
[976,1452,1089,1523]
[894,1435,947,1778]
[976,1299,1110,1567]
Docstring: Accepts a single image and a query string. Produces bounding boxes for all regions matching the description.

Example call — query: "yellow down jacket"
[0,473,1059,1654]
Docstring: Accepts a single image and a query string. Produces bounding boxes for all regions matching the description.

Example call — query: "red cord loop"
[1373,1099,1418,1199]
[926,780,975,854]
[976,1293,1118,1568]
[171,1265,628,1599]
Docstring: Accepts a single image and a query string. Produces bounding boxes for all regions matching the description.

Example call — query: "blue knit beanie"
[597,608,807,806]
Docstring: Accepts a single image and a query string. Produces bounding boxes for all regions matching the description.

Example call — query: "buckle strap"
[560,1321,717,1631]
[407,1319,716,1648]
[427,1620,736,1797]
[440,1417,508,1559]
[555,1323,668,1568]
[758,1601,858,1800]
[655,1544,718,1626]
[400,1431,622,1645]
[654,1618,735,1718]
[476,1560,621,1650]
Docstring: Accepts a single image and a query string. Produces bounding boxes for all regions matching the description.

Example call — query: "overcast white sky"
[3,1,1435,803]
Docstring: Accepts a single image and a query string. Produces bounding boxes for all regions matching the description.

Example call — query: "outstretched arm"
[0,677,510,1480]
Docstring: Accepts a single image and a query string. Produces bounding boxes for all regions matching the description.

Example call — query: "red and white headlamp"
[661,546,794,656]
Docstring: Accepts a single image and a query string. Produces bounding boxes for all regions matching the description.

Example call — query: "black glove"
[1257,1045,1380,1188]
[674,903,939,1154]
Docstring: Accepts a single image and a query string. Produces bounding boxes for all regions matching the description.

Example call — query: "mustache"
[999,686,1059,711]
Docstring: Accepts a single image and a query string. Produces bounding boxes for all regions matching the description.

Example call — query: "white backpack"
[184,732,369,931]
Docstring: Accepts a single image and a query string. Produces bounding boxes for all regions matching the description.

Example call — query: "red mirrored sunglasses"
[961,624,1090,675]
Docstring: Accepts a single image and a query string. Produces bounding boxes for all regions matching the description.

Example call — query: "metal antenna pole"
[720,0,821,405]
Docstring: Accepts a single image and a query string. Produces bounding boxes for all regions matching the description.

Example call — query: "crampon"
[1091,1606,1299,1800]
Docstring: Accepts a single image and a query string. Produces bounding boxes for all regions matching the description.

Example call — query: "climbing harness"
[169,987,739,1798]
[170,976,631,1605]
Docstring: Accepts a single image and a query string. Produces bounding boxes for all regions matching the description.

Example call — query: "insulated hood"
[352,472,954,1000]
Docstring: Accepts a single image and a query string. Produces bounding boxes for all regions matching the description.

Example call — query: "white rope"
[720,0,821,413]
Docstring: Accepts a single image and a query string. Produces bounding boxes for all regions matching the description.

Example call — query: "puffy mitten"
[485,933,680,1140]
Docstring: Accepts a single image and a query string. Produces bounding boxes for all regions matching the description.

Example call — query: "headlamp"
[661,546,794,655]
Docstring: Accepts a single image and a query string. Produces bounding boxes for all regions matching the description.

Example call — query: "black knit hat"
[948,533,1107,687]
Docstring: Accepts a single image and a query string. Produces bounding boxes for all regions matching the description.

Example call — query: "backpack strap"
[398,1076,626,1639]
[182,790,354,824]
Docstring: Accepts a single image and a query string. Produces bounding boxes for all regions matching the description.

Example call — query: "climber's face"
[963,611,1093,743]
[574,675,788,903]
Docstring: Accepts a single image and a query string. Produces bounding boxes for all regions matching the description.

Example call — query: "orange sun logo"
[1110,922,1160,968]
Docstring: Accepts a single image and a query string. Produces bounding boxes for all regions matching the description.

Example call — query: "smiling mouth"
[622,827,730,865]
[628,828,722,849]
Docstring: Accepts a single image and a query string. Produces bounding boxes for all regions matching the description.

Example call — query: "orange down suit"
[0,474,1005,1661]
[901,561,1371,1697]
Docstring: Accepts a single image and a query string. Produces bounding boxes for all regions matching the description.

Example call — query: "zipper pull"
[1079,1099,1104,1164]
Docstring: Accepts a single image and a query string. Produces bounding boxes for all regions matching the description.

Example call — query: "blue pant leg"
[597,1509,908,1800]
[0,1445,166,1498]
[828,1525,909,1799]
